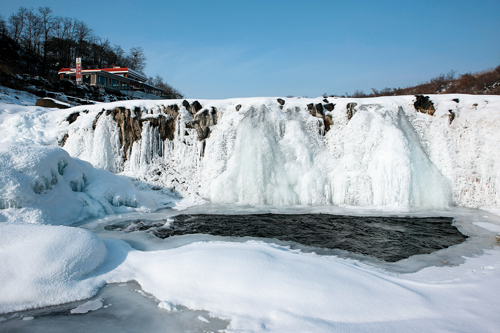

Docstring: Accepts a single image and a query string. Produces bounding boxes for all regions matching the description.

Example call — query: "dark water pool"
[105,214,467,262]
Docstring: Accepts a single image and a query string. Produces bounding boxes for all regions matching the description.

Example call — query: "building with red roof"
[58,66,167,99]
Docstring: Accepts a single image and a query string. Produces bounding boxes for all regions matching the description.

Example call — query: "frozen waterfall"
[59,96,500,210]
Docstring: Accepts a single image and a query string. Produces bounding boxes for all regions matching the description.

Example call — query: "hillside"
[358,64,500,98]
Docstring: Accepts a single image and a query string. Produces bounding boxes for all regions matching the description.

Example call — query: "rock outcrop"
[346,102,357,120]
[35,98,69,109]
[414,95,436,115]
[63,101,219,161]
[186,107,218,141]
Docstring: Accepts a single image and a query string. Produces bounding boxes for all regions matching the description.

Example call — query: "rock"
[34,90,47,98]
[59,133,69,146]
[182,100,203,115]
[111,107,143,159]
[277,98,285,106]
[66,112,80,124]
[186,107,217,141]
[85,104,182,161]
[414,95,436,116]
[307,103,332,134]
[307,104,316,116]
[448,110,455,125]
[191,100,203,114]
[307,103,325,118]
[324,114,333,132]
[323,98,329,103]
[236,104,242,112]
[142,114,176,141]
[452,98,459,103]
[324,103,335,111]
[210,106,218,125]
[314,103,324,117]
[346,102,357,120]
[35,98,69,109]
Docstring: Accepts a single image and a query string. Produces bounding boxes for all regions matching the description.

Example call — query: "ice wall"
[59,95,500,210]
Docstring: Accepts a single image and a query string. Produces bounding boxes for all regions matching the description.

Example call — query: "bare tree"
[38,7,53,73]
[151,75,183,98]
[127,46,146,73]
[352,90,366,98]
[0,16,7,36]
[8,7,27,43]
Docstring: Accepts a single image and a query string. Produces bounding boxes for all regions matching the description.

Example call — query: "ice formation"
[44,95,500,210]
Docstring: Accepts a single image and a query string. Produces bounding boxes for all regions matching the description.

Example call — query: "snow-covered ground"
[1,87,500,332]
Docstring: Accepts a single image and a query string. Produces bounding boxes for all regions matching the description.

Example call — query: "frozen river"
[2,205,499,332]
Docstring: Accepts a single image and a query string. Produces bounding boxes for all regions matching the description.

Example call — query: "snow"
[0,143,172,225]
[1,86,500,331]
[0,223,107,313]
[158,301,178,312]
[1,221,500,332]
[0,86,38,107]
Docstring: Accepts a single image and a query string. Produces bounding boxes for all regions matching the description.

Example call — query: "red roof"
[101,68,129,72]
[58,67,130,73]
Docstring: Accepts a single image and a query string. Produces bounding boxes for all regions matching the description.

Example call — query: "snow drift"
[0,223,107,313]
[0,143,160,225]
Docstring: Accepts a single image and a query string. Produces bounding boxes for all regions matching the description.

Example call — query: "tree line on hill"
[0,6,182,98]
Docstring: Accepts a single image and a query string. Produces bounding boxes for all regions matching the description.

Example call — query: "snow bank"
[105,235,500,332]
[0,143,161,225]
[115,240,435,331]
[1,220,500,331]
[0,223,107,313]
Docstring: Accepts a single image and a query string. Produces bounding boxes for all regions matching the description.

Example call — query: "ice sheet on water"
[70,299,103,314]
[1,282,229,333]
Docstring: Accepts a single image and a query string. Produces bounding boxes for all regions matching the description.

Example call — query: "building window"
[98,75,106,86]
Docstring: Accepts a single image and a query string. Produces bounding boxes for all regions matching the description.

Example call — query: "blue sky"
[1,0,499,98]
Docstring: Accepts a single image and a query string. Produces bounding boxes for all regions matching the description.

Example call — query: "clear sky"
[1,0,499,99]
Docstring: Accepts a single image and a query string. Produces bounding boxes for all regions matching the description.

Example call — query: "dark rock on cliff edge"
[346,103,357,120]
[414,95,436,116]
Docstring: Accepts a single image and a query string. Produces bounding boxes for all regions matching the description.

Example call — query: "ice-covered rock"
[0,143,159,225]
